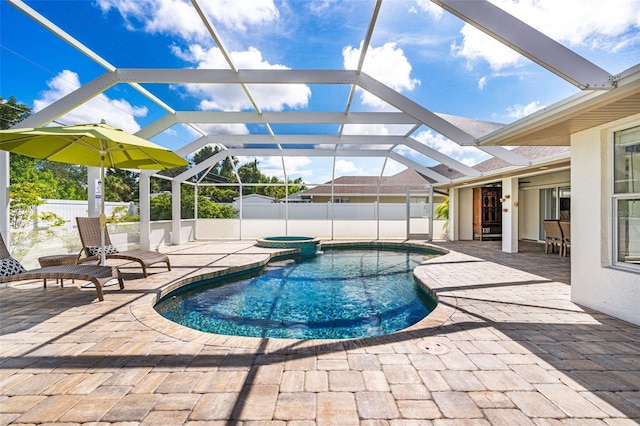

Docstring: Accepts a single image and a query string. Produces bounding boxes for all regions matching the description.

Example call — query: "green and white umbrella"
[0,122,189,264]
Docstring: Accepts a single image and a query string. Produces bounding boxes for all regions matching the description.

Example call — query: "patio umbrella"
[0,122,189,265]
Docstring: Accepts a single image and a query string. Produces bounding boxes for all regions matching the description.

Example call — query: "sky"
[1,0,639,184]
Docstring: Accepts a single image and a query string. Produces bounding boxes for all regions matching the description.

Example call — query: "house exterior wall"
[518,170,570,190]
[519,188,540,240]
[458,187,474,240]
[571,113,640,326]
[518,170,571,241]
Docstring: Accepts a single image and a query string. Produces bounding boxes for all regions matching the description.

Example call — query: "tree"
[0,96,30,130]
[8,182,66,250]
[192,145,237,182]
[435,196,449,220]
[148,188,237,220]
[2,96,88,200]
[435,196,449,239]
[2,97,66,249]
[105,169,138,202]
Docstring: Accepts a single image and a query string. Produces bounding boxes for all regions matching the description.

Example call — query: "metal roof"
[6,0,639,187]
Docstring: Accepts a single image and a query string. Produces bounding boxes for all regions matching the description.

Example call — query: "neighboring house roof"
[233,194,276,202]
[302,145,571,196]
[303,169,432,196]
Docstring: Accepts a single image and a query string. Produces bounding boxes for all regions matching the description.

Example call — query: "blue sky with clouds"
[1,0,639,184]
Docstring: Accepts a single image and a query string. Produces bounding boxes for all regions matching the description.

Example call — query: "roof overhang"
[436,151,571,190]
[477,65,640,146]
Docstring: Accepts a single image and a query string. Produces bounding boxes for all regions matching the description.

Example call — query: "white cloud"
[96,0,278,40]
[97,0,206,40]
[414,129,490,166]
[452,25,523,71]
[489,0,640,48]
[33,70,147,133]
[453,0,640,71]
[308,0,339,15]
[343,42,420,108]
[381,160,406,176]
[506,101,545,119]
[196,123,250,136]
[414,0,443,20]
[174,45,311,111]
[200,0,278,32]
[478,76,487,90]
[335,159,366,175]
[342,124,391,136]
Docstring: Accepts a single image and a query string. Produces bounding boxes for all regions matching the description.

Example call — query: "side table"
[37,254,79,288]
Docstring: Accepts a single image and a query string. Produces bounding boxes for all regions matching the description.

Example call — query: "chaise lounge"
[0,234,123,301]
[76,217,171,277]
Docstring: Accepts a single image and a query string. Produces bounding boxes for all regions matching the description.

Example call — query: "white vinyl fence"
[8,199,445,268]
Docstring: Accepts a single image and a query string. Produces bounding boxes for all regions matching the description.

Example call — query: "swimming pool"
[155,248,439,340]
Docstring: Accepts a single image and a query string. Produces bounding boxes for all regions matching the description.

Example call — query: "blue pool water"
[155,249,439,340]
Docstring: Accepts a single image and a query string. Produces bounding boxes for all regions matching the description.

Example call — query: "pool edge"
[131,240,458,350]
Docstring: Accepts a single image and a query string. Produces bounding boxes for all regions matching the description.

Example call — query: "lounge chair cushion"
[0,257,27,277]
[87,244,119,256]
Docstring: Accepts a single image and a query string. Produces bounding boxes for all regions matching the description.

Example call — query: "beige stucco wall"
[457,187,474,240]
[519,188,540,240]
[571,113,640,326]
[518,170,571,241]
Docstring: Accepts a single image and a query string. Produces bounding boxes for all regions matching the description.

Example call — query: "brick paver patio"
[1,239,638,425]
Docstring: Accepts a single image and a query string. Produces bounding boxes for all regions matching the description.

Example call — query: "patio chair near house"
[559,221,571,257]
[76,217,171,277]
[0,234,123,301]
[543,220,564,256]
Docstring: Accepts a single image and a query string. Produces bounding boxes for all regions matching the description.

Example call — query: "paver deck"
[1,239,638,425]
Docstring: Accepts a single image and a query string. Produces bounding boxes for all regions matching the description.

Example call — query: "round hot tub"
[256,236,321,257]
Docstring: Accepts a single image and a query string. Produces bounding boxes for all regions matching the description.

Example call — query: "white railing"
[10,217,447,269]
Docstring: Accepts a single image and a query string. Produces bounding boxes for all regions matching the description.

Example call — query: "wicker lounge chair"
[0,234,123,301]
[559,221,571,257]
[76,217,171,277]
[543,220,564,256]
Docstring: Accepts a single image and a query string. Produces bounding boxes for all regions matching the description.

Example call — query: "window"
[613,125,640,269]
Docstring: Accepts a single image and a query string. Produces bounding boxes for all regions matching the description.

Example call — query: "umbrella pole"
[100,156,106,266]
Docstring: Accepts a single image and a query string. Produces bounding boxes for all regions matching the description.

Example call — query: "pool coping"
[130,240,459,350]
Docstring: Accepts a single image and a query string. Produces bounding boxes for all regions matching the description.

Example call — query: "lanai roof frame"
[1,0,635,246]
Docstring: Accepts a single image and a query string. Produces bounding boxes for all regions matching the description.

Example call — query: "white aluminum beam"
[358,73,477,145]
[168,111,418,125]
[136,115,178,140]
[175,147,452,184]
[115,68,360,85]
[342,0,382,127]
[477,146,530,166]
[175,151,229,182]
[388,152,451,183]
[16,72,119,128]
[191,0,236,73]
[9,1,178,118]
[199,134,407,146]
[430,0,613,89]
[8,0,116,72]
[404,138,481,176]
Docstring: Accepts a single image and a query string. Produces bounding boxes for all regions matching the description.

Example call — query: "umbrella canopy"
[0,122,189,265]
[0,122,188,170]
